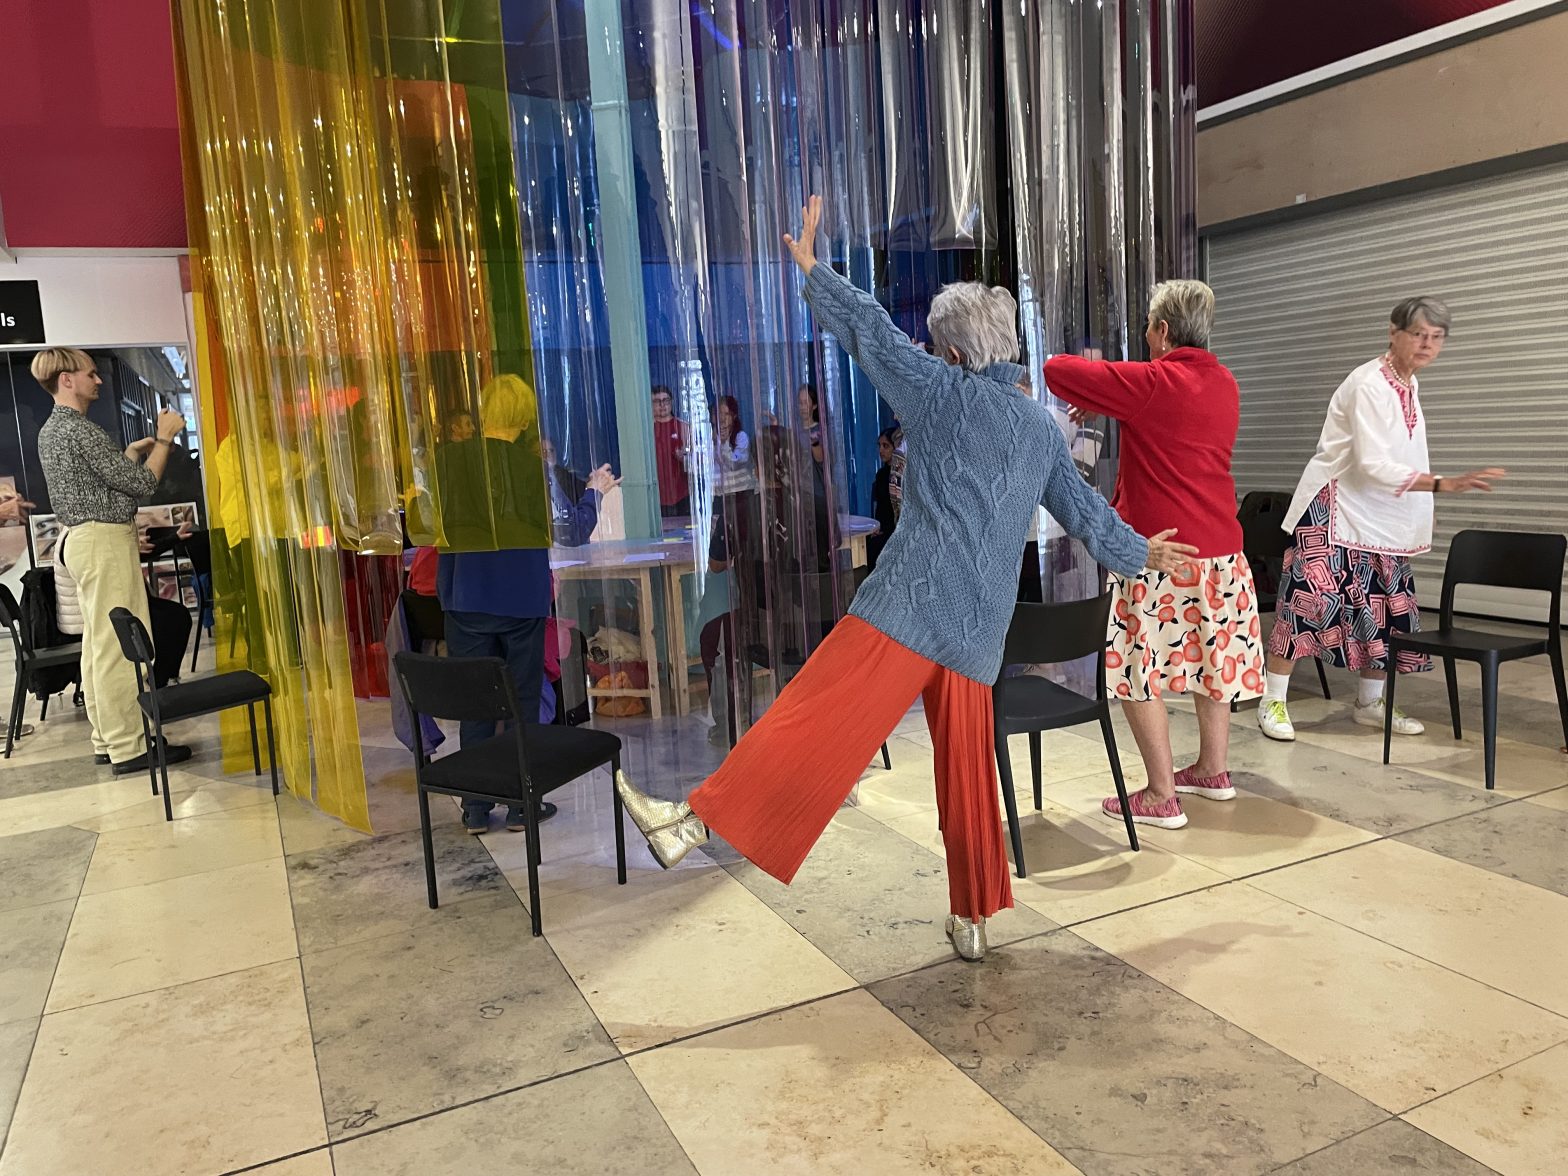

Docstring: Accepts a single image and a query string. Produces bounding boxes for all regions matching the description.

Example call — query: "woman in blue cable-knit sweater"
[618,197,1196,961]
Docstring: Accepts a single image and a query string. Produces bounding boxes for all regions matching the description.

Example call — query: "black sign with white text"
[0,281,45,345]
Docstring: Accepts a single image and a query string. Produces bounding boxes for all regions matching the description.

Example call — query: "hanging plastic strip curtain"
[175,0,1196,769]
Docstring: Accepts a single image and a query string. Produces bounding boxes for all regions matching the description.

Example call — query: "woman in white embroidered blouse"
[1258,297,1505,743]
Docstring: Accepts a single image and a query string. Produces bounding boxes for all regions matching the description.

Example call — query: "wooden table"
[551,514,878,720]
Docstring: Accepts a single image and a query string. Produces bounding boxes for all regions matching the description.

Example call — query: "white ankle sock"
[1263,671,1292,703]
[1358,678,1385,707]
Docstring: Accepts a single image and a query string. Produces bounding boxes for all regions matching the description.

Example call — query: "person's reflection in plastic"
[435,375,558,834]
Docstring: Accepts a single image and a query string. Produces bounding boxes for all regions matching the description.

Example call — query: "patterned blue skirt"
[1265,488,1431,674]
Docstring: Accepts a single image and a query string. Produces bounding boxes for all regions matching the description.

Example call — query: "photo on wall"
[28,513,60,565]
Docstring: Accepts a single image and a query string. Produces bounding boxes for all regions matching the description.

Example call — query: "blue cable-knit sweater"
[805,264,1149,684]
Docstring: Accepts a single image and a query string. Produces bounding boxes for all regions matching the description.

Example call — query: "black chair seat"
[22,643,83,668]
[995,675,1102,734]
[1392,627,1547,661]
[140,669,270,722]
[421,723,622,799]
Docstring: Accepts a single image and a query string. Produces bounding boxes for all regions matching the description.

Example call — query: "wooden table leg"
[664,566,690,717]
[635,569,662,719]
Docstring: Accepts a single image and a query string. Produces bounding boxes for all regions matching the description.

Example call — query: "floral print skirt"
[1107,552,1265,703]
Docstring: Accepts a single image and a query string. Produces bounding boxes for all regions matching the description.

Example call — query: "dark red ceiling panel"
[0,0,1530,249]
[0,0,186,250]
[1196,0,1518,105]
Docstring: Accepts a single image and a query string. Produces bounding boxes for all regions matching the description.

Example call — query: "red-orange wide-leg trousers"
[688,616,1013,921]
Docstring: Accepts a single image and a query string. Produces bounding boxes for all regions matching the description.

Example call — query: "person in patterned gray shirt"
[33,348,192,774]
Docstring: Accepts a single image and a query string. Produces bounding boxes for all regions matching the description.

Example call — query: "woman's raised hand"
[1145,528,1200,574]
[783,195,822,275]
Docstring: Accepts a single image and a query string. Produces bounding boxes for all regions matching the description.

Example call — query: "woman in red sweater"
[1043,280,1263,829]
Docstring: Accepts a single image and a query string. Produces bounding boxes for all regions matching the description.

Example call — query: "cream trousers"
[58,522,151,762]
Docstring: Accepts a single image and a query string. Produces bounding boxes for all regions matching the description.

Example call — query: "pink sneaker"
[1173,766,1236,801]
[1102,788,1188,829]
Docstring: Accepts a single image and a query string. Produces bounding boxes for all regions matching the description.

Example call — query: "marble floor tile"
[0,900,73,1026]
[287,825,507,955]
[871,932,1384,1176]
[303,893,616,1140]
[1405,1042,1568,1176]
[46,857,297,1012]
[0,753,116,798]
[1078,882,1568,1111]
[1045,771,1376,878]
[541,865,854,1052]
[1270,1118,1497,1175]
[331,1061,696,1176]
[277,791,373,857]
[242,1151,336,1176]
[1521,784,1568,812]
[1221,735,1504,837]
[1257,839,1568,1013]
[0,1018,38,1143]
[708,805,1056,983]
[631,988,1081,1176]
[0,960,326,1176]
[79,801,281,895]
[0,826,95,913]
[881,802,1229,927]
[1283,699,1568,797]
[66,773,277,834]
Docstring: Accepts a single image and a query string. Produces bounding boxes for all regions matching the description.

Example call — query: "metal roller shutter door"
[1206,159,1568,618]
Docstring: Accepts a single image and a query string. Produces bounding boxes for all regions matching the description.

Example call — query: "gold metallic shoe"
[615,771,709,869]
[945,914,988,962]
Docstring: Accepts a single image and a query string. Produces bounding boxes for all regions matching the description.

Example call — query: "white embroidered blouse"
[1283,357,1432,556]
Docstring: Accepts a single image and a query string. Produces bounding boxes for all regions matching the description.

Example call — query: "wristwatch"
[1433,476,1443,493]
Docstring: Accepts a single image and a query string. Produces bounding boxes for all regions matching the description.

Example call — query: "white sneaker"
[1353,699,1425,735]
[1258,699,1295,742]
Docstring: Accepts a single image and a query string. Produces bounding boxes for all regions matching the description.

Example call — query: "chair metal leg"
[247,703,262,776]
[38,694,49,722]
[1443,657,1463,740]
[880,742,891,770]
[1383,665,1398,768]
[156,722,174,822]
[1314,657,1332,700]
[611,755,627,885]
[1028,731,1042,811]
[3,670,24,758]
[994,733,1026,879]
[525,793,544,936]
[1549,644,1568,754]
[1099,712,1139,851]
[1480,660,1499,792]
[417,787,438,909]
[263,698,279,796]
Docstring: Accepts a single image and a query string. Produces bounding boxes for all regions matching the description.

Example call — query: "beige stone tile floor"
[1,652,1565,1175]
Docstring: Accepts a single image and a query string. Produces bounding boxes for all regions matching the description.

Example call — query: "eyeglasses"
[1401,328,1447,345]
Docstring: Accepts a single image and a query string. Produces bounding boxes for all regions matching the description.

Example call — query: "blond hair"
[30,348,95,396]
[1148,280,1215,349]
[477,374,537,437]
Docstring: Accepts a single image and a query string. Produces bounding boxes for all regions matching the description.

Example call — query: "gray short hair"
[926,282,1020,372]
[1148,279,1215,349]
[1391,296,1451,334]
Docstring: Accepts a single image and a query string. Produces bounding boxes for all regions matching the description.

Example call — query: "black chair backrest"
[0,585,23,652]
[401,589,446,649]
[999,592,1115,670]
[108,607,156,668]
[1439,530,1566,629]
[392,650,519,725]
[1238,490,1293,563]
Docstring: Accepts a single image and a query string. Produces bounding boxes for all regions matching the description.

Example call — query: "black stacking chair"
[108,607,277,820]
[993,593,1138,878]
[1385,530,1568,791]
[392,650,626,936]
[1236,490,1331,709]
[0,585,82,758]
